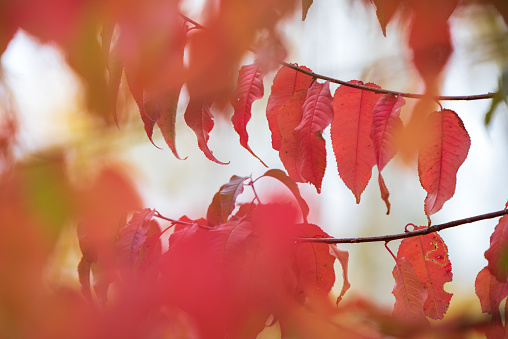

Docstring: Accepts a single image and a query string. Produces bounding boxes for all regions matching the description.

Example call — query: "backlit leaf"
[293,81,333,193]
[329,245,351,304]
[418,109,470,218]
[392,257,429,324]
[262,169,309,223]
[267,65,313,151]
[372,0,403,36]
[475,266,508,316]
[116,208,155,267]
[397,227,452,319]
[231,63,266,166]
[185,99,228,164]
[485,215,508,282]
[277,90,307,182]
[207,175,249,226]
[332,81,382,203]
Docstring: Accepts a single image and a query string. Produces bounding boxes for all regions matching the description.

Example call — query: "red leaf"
[185,100,228,165]
[392,257,429,324]
[116,208,155,267]
[267,65,313,151]
[485,215,508,282]
[397,227,452,319]
[293,81,334,193]
[418,109,470,218]
[372,0,403,36]
[475,267,508,316]
[262,169,310,223]
[77,256,92,302]
[207,175,249,226]
[329,245,351,304]
[292,223,336,296]
[231,63,266,166]
[277,90,307,182]
[331,81,382,203]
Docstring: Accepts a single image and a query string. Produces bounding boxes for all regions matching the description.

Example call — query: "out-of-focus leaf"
[397,227,452,319]
[329,245,350,304]
[78,256,92,302]
[485,68,508,126]
[332,81,382,203]
[267,65,313,151]
[372,0,403,36]
[207,175,249,226]
[484,215,508,282]
[116,209,155,267]
[418,110,470,219]
[231,63,266,166]
[302,0,314,20]
[262,169,309,223]
[293,81,334,193]
[475,266,508,338]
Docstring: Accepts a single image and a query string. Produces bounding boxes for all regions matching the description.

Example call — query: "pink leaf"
[332,81,382,203]
[266,65,313,150]
[418,109,470,218]
[231,63,266,166]
[293,81,334,193]
[485,214,508,282]
[116,208,155,266]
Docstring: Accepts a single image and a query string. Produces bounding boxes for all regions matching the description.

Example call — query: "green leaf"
[485,68,508,126]
[262,169,309,223]
[207,175,249,226]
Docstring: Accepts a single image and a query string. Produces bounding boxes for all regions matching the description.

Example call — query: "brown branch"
[281,62,496,101]
[297,209,508,244]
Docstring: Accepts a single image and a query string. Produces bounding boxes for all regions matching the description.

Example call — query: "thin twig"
[154,211,195,225]
[281,62,496,101]
[297,209,508,244]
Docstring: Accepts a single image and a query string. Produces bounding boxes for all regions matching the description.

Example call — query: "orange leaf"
[392,257,429,324]
[231,63,266,166]
[397,227,452,319]
[185,100,228,164]
[277,90,307,182]
[418,109,470,218]
[484,214,508,282]
[331,81,382,203]
[372,0,403,36]
[475,266,508,316]
[267,65,313,150]
[292,81,333,193]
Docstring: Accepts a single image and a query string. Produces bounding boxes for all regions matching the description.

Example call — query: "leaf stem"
[154,211,194,225]
[297,209,508,244]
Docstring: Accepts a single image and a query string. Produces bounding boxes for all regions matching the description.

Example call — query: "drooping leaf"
[262,169,309,223]
[292,223,336,297]
[267,65,313,151]
[77,256,92,302]
[475,266,508,316]
[293,81,334,193]
[231,63,266,166]
[277,90,307,182]
[418,109,470,218]
[185,99,228,164]
[372,0,403,36]
[397,227,452,319]
[485,215,508,282]
[392,257,429,324]
[207,175,249,226]
[485,68,508,126]
[302,0,314,20]
[329,244,351,304]
[116,208,155,267]
[331,81,382,203]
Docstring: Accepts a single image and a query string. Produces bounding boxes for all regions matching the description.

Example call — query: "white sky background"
[2,0,508,313]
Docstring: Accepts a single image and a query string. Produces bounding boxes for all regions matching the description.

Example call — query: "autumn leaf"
[293,81,334,193]
[277,90,307,182]
[116,208,155,267]
[397,227,452,319]
[292,223,336,297]
[475,267,508,338]
[418,109,470,219]
[207,175,249,226]
[231,63,266,166]
[372,0,403,36]
[331,81,382,203]
[329,245,351,304]
[371,94,405,213]
[302,0,314,20]
[266,64,313,151]
[484,215,508,282]
[184,99,228,164]
[392,257,429,324]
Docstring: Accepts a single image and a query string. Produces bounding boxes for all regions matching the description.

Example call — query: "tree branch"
[297,209,508,244]
[281,62,495,101]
